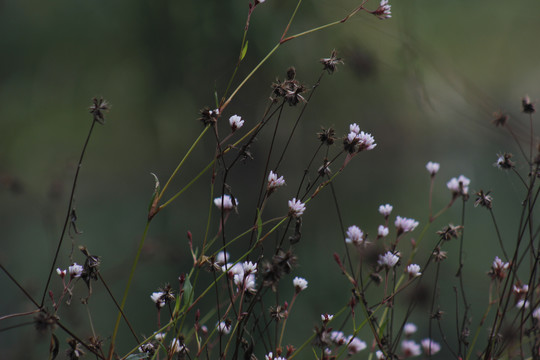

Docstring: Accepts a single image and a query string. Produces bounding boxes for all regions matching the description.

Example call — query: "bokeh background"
[1,0,540,358]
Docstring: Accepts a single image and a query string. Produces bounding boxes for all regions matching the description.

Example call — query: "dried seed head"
[492,111,508,127]
[432,247,447,262]
[271,67,307,106]
[437,224,463,241]
[89,97,109,124]
[522,95,535,114]
[34,312,58,333]
[495,153,515,170]
[320,49,344,74]
[198,107,220,126]
[318,127,336,145]
[474,190,493,209]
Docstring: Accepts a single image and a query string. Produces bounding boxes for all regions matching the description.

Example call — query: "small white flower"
[222,263,244,278]
[513,284,529,295]
[346,336,367,354]
[533,307,540,321]
[407,264,422,277]
[56,268,66,278]
[216,251,229,265]
[403,323,417,336]
[426,161,440,176]
[170,338,188,353]
[151,291,166,308]
[214,194,237,210]
[229,115,244,131]
[401,340,422,357]
[492,256,509,271]
[378,204,393,217]
[349,123,360,134]
[378,251,400,268]
[234,273,257,293]
[378,225,389,237]
[293,276,308,292]
[447,175,470,195]
[516,299,530,309]
[345,225,364,245]
[242,261,257,274]
[330,331,346,345]
[356,131,377,151]
[395,216,419,234]
[288,198,306,217]
[421,338,441,355]
[265,352,286,360]
[347,132,358,144]
[154,332,166,341]
[376,350,386,360]
[217,321,231,334]
[373,0,391,19]
[321,313,334,322]
[68,263,83,278]
[268,171,286,191]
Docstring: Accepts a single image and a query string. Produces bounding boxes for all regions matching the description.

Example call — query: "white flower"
[242,261,258,275]
[516,299,530,309]
[229,115,244,131]
[347,132,357,144]
[214,194,237,210]
[349,123,360,134]
[356,131,377,151]
[330,331,346,345]
[234,273,257,293]
[151,291,166,308]
[421,338,441,355]
[170,338,188,353]
[403,323,417,336]
[346,336,367,354]
[321,313,334,322]
[221,262,244,278]
[490,256,509,279]
[216,251,229,265]
[288,198,306,217]
[378,251,400,268]
[345,225,364,245]
[154,332,166,341]
[293,276,308,292]
[513,284,529,295]
[401,340,422,357]
[217,321,231,334]
[533,307,540,321]
[395,216,419,234]
[268,171,286,191]
[492,256,509,271]
[407,264,421,277]
[56,268,66,278]
[68,263,83,278]
[447,175,470,195]
[376,350,386,360]
[374,0,391,19]
[378,204,393,217]
[378,225,389,237]
[265,352,286,360]
[426,161,440,176]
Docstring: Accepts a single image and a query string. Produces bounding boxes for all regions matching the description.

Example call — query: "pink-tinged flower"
[516,299,530,309]
[214,194,238,210]
[229,114,244,131]
[447,175,470,196]
[407,264,421,278]
[356,131,377,151]
[345,225,364,245]
[378,204,393,217]
[513,283,529,295]
[268,171,286,191]
[378,251,400,268]
[403,323,417,336]
[217,321,231,334]
[330,331,346,345]
[293,276,308,292]
[421,338,441,355]
[151,291,166,308]
[372,0,391,19]
[288,198,306,217]
[401,340,421,357]
[395,216,419,234]
[489,256,509,280]
[378,225,389,237]
[376,350,386,360]
[346,336,367,354]
[426,161,440,176]
[56,268,66,278]
[349,123,360,134]
[68,263,83,278]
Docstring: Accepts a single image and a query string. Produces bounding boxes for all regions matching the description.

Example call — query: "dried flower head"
[89,97,109,124]
[198,107,220,126]
[318,158,332,176]
[432,247,447,262]
[320,49,344,74]
[317,127,336,145]
[495,153,515,170]
[492,111,508,127]
[474,190,493,209]
[437,224,463,241]
[522,95,535,114]
[271,67,307,106]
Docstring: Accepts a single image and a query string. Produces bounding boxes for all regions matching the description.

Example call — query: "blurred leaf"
[240,40,248,61]
[125,354,149,359]
[181,275,194,312]
[148,173,160,212]
[49,333,59,360]
[256,208,262,240]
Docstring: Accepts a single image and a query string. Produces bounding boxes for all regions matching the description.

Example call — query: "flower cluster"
[288,198,306,217]
[268,171,286,192]
[395,216,419,234]
[221,260,258,293]
[343,123,376,153]
[214,194,238,211]
[447,175,470,197]
[345,225,365,246]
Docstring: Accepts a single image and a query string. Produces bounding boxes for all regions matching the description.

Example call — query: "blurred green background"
[1,0,540,358]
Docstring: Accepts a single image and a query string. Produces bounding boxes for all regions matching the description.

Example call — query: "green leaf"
[125,354,149,359]
[256,208,263,240]
[240,41,248,61]
[181,275,194,312]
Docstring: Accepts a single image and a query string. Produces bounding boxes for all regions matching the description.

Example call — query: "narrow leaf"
[256,208,263,240]
[240,41,249,61]
[148,173,160,212]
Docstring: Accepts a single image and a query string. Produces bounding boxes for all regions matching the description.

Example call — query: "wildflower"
[432,247,447,262]
[330,331,346,345]
[234,273,257,293]
[378,251,400,268]
[265,352,287,360]
[229,114,244,131]
[198,107,220,126]
[488,256,509,280]
[395,216,419,234]
[516,299,530,309]
[321,313,334,323]
[68,263,84,278]
[522,95,535,114]
[349,123,360,134]
[513,283,529,296]
[221,262,244,278]
[447,175,470,196]
[426,161,440,176]
[407,264,421,278]
[343,128,376,153]
[345,225,364,246]
[288,198,306,217]
[533,307,540,321]
[293,276,308,292]
[401,340,422,357]
[216,251,229,265]
[56,268,66,278]
[357,131,377,151]
[474,190,493,209]
[403,323,417,336]
[217,321,231,334]
[376,350,386,360]
[320,49,344,74]
[89,97,109,124]
[346,336,367,354]
[421,339,441,355]
[495,153,514,169]
[268,171,286,191]
[170,338,188,354]
[138,343,156,354]
[150,291,166,308]
[242,261,258,275]
[378,225,389,237]
[214,194,237,211]
[378,204,393,217]
[372,0,391,19]
[154,333,166,341]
